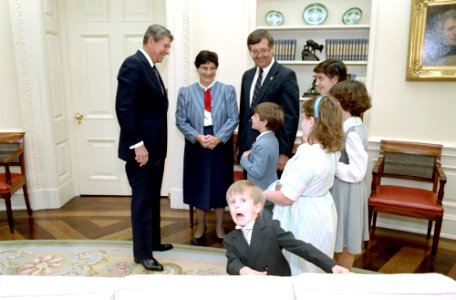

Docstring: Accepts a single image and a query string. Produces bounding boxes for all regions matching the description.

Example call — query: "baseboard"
[375,214,456,240]
[169,188,187,210]
[0,180,74,211]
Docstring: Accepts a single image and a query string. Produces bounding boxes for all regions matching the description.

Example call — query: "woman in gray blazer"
[176,50,239,244]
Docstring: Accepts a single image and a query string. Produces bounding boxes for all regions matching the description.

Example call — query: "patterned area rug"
[0,240,227,276]
[0,240,374,277]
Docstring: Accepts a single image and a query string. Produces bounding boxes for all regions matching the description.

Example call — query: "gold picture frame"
[406,0,456,80]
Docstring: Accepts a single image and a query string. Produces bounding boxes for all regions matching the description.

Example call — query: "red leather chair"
[368,140,446,258]
[0,132,33,233]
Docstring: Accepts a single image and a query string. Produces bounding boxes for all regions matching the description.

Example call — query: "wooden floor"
[1,196,456,279]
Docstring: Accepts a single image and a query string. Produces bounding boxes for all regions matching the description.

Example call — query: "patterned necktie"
[204,89,211,112]
[153,66,165,95]
[252,68,263,104]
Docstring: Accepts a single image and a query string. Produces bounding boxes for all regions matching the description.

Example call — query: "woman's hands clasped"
[196,134,221,150]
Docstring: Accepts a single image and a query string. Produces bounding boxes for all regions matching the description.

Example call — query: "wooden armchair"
[0,132,33,233]
[368,140,446,258]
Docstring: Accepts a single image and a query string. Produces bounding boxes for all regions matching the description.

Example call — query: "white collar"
[235,219,256,230]
[256,130,272,141]
[343,116,363,132]
[198,80,216,91]
[139,48,155,69]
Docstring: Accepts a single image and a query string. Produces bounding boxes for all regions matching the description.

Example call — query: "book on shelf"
[275,39,297,61]
[325,38,369,62]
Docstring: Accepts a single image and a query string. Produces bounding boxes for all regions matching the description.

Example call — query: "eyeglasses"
[250,48,271,57]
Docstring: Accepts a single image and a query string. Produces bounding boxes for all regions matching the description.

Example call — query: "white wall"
[367,0,456,144]
[188,0,252,93]
[0,0,22,130]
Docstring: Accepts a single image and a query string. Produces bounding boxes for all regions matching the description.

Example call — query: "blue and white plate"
[302,3,328,25]
[342,7,362,25]
[265,10,284,26]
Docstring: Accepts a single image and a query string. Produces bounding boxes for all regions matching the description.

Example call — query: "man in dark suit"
[115,24,173,271]
[224,180,349,276]
[237,29,300,173]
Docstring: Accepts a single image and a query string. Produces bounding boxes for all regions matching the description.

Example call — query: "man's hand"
[134,144,149,167]
[277,154,289,171]
[241,150,251,158]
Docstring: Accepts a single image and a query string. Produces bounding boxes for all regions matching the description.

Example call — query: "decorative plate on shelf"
[342,7,362,25]
[265,10,284,26]
[302,3,328,25]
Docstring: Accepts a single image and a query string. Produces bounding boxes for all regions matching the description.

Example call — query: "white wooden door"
[64,0,165,194]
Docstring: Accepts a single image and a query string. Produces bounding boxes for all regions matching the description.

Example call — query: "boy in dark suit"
[224,180,349,276]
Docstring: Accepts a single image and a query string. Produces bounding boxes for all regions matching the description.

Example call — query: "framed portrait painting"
[406,0,456,80]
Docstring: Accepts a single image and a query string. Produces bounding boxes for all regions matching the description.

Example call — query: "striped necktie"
[252,68,263,104]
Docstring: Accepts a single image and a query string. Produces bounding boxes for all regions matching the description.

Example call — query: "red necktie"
[204,89,211,112]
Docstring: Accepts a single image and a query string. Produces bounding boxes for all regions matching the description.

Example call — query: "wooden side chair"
[368,140,446,258]
[0,132,33,233]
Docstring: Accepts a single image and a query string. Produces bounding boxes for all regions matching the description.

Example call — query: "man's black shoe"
[134,258,164,271]
[153,244,173,251]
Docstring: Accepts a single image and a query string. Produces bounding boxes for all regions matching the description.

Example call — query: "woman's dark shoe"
[216,229,225,244]
[192,235,207,245]
[192,225,207,245]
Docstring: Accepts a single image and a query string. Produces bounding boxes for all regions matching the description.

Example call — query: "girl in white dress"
[264,96,344,275]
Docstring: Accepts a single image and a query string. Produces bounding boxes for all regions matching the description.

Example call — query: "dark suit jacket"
[238,61,299,158]
[224,218,336,276]
[116,50,168,165]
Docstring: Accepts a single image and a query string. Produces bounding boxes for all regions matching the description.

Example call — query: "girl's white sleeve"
[336,131,368,183]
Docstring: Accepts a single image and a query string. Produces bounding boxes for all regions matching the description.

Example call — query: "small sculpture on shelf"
[301,39,324,61]
[302,78,320,97]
